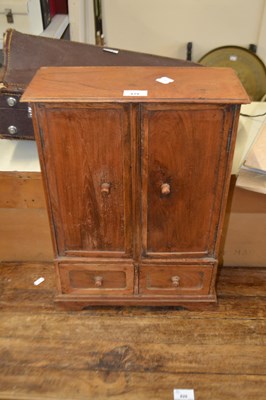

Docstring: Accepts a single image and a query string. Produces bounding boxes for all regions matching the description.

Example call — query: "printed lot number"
[173,389,195,400]
[123,90,148,97]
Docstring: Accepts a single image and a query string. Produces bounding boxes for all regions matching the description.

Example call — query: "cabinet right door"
[141,103,236,259]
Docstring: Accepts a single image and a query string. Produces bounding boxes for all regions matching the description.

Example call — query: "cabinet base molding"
[54,293,217,310]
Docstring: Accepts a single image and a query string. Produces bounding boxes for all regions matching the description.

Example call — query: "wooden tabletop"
[21,66,250,104]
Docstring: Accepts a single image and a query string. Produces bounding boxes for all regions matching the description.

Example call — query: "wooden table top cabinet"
[22,66,249,309]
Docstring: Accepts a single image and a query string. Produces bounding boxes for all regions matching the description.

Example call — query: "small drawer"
[58,263,134,296]
[139,264,213,296]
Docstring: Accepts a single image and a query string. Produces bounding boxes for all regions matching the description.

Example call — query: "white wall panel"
[102,0,266,63]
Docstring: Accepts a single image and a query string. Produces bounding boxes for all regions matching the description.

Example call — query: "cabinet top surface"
[21,66,250,104]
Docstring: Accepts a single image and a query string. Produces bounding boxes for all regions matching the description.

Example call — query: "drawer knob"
[171,275,180,287]
[94,276,103,287]
[161,183,171,195]
[101,182,111,195]
[8,125,18,135]
[6,97,17,107]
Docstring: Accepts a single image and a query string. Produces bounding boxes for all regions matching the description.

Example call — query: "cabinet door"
[141,104,235,258]
[37,103,132,257]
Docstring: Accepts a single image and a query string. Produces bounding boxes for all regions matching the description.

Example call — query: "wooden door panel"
[39,104,132,257]
[141,104,232,257]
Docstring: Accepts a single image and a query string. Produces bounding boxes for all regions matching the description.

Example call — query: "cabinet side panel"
[39,104,131,256]
[141,104,229,256]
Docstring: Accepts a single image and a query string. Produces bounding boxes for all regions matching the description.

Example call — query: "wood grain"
[0,369,265,400]
[139,264,213,295]
[0,171,53,261]
[23,67,249,306]
[58,263,134,295]
[1,263,265,315]
[0,172,45,209]
[0,262,266,399]
[0,209,53,261]
[21,66,250,104]
[141,104,232,256]
[39,104,132,257]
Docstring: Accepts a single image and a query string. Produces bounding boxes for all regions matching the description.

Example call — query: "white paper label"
[173,389,195,400]
[156,76,174,84]
[123,90,148,97]
[229,55,238,61]
[34,277,45,286]
[103,47,119,54]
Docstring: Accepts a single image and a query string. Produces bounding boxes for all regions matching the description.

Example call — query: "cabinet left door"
[34,103,132,258]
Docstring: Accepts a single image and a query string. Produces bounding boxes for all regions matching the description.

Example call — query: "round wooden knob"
[101,182,111,195]
[161,183,171,195]
[171,276,180,287]
[94,276,103,287]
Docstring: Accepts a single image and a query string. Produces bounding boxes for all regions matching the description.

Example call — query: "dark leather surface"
[0,29,199,139]
[2,29,199,91]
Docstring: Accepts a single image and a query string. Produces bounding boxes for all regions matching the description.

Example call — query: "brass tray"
[199,46,266,101]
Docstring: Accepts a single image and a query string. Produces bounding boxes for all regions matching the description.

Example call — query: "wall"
[101,0,266,64]
[68,0,95,43]
[221,186,266,267]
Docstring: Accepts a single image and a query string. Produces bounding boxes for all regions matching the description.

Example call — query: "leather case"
[0,29,198,140]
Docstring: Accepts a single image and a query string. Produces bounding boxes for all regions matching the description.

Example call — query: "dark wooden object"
[21,66,249,308]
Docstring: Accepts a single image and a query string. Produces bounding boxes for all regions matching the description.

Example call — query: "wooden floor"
[0,263,266,400]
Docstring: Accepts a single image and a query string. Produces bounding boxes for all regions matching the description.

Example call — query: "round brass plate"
[199,46,266,101]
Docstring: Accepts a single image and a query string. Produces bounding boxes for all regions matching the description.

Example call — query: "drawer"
[58,263,134,295]
[139,265,214,296]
